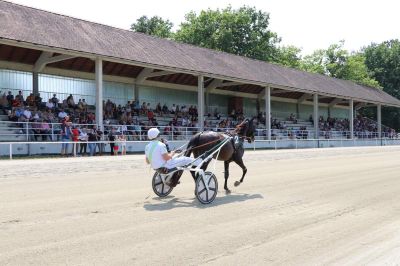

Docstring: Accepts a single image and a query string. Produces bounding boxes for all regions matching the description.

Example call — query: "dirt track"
[1,146,400,265]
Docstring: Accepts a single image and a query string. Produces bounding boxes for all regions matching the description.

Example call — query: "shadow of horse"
[143,193,264,211]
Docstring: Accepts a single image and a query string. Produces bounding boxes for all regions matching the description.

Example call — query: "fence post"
[274,140,277,150]
[9,143,12,160]
[253,140,255,151]
[25,122,29,141]
[51,126,54,141]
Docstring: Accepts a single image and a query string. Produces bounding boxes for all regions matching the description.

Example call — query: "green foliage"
[363,39,400,129]
[174,6,281,62]
[299,41,380,88]
[130,16,173,38]
[275,45,302,68]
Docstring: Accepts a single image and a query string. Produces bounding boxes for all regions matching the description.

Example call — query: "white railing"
[0,120,398,142]
[2,138,400,159]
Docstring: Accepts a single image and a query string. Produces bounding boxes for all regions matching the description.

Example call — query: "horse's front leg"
[224,161,231,193]
[234,157,247,187]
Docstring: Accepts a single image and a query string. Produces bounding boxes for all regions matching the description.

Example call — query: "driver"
[145,128,198,183]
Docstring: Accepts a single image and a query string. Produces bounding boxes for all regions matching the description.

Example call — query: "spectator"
[58,109,68,119]
[60,116,72,156]
[35,93,42,107]
[87,129,97,156]
[119,134,127,155]
[71,126,80,156]
[79,128,88,155]
[26,93,35,107]
[51,94,59,107]
[67,94,75,108]
[46,99,54,109]
[108,128,116,156]
[15,90,24,103]
[6,91,14,105]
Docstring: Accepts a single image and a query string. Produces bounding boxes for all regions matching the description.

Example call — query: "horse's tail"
[184,132,201,157]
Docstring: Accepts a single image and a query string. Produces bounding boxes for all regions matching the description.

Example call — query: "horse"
[183,117,256,193]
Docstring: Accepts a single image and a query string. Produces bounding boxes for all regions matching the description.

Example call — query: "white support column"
[377,104,382,138]
[313,94,319,139]
[349,99,354,139]
[95,58,103,131]
[198,75,204,131]
[32,72,39,96]
[265,86,271,140]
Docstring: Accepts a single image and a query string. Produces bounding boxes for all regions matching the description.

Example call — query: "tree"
[174,6,281,62]
[300,41,380,88]
[131,16,173,38]
[275,45,302,68]
[363,39,400,129]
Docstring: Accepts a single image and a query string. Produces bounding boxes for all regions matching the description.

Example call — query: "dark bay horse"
[184,118,255,193]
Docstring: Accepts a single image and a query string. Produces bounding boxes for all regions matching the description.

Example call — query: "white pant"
[164,156,199,169]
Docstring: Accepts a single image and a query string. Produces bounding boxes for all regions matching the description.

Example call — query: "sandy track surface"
[1,146,400,265]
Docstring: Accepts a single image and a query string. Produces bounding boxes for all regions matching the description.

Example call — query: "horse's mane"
[234,119,248,135]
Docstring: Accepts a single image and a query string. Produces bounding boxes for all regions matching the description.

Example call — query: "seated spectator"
[39,119,51,141]
[22,108,32,121]
[58,109,68,120]
[46,99,54,109]
[15,90,24,103]
[147,109,155,122]
[26,93,35,107]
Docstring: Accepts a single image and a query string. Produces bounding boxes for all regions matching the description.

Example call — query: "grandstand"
[0,0,400,157]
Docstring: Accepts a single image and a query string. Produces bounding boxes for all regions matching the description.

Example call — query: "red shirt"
[71,128,80,141]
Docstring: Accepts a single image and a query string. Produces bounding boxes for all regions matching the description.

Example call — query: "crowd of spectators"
[1,90,397,142]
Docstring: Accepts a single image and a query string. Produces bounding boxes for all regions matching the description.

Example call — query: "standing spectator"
[35,93,42,108]
[67,94,75,108]
[51,94,59,107]
[87,129,97,156]
[71,126,80,156]
[81,99,88,111]
[60,116,72,156]
[108,128,116,156]
[94,125,104,155]
[6,91,14,105]
[79,128,88,155]
[120,134,127,155]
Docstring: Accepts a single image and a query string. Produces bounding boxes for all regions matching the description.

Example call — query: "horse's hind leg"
[224,161,231,193]
[234,157,247,187]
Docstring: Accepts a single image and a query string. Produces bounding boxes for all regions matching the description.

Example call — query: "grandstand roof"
[0,0,399,107]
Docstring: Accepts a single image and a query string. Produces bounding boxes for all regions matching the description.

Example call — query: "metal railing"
[0,120,398,142]
[2,138,400,159]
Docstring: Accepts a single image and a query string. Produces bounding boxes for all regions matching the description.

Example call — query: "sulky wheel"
[152,172,173,197]
[195,171,218,204]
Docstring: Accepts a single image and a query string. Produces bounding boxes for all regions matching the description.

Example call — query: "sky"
[7,0,400,55]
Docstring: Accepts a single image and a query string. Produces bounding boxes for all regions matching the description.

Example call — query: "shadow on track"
[143,193,263,211]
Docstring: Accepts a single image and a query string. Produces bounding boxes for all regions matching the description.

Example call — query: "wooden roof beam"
[34,51,75,72]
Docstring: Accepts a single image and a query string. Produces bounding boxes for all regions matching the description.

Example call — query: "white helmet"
[148,128,160,140]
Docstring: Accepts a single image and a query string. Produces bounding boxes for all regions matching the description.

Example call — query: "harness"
[147,140,160,164]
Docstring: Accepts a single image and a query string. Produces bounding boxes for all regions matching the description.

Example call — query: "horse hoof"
[234,181,241,187]
[225,189,231,194]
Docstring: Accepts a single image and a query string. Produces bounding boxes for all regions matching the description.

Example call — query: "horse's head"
[236,117,256,143]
